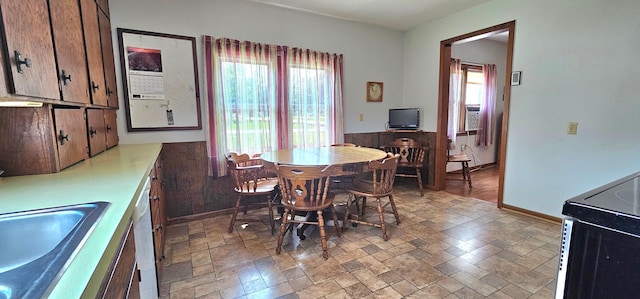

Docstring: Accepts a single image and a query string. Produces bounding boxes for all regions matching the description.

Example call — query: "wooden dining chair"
[226,152,280,234]
[447,139,472,188]
[275,164,341,260]
[344,153,400,241]
[382,138,426,196]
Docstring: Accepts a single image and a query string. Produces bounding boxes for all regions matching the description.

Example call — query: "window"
[458,64,484,133]
[204,37,344,176]
[219,60,277,154]
[288,66,331,148]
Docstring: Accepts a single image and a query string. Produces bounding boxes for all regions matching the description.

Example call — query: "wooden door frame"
[435,21,515,208]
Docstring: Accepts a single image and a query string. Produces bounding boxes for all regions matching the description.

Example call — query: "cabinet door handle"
[106,87,113,96]
[58,130,69,145]
[14,51,32,73]
[91,81,100,92]
[106,125,112,132]
[89,127,97,137]
[60,70,72,85]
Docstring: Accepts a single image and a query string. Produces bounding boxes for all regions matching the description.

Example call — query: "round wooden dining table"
[260,146,388,166]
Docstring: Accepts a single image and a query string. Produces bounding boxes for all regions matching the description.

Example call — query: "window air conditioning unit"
[465,105,480,131]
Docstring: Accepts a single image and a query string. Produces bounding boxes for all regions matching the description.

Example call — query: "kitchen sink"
[0,202,110,299]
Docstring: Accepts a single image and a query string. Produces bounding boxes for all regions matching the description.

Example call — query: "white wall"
[404,0,640,217]
[108,0,405,144]
[447,39,507,172]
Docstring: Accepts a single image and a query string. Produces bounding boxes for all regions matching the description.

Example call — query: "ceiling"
[246,0,493,31]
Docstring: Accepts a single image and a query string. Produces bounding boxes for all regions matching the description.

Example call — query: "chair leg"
[228,195,242,234]
[351,193,361,215]
[361,197,367,216]
[276,208,290,255]
[330,205,342,237]
[243,200,249,215]
[416,169,424,197]
[376,198,388,241]
[388,195,400,225]
[317,211,329,260]
[267,195,275,235]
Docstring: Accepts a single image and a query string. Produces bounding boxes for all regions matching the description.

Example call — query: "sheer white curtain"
[448,59,462,148]
[204,37,278,176]
[475,64,497,146]
[284,48,344,148]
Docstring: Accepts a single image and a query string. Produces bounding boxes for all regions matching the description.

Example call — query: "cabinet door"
[49,0,90,104]
[101,222,138,299]
[96,0,110,18]
[54,108,88,169]
[99,11,119,108]
[86,109,107,156]
[0,106,58,175]
[105,109,119,148]
[80,0,107,106]
[0,0,59,100]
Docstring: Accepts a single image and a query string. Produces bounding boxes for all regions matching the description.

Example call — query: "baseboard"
[167,208,234,225]
[501,203,562,223]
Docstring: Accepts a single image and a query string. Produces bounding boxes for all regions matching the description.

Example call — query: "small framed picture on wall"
[366,81,383,102]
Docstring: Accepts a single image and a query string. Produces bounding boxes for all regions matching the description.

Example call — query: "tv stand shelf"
[386,129,423,133]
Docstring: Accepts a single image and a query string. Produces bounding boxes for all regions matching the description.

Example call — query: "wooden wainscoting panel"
[161,142,236,219]
[161,132,435,219]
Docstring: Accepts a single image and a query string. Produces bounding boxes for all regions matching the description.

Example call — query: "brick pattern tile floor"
[159,183,561,299]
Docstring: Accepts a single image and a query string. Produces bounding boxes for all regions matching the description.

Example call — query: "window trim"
[457,64,483,134]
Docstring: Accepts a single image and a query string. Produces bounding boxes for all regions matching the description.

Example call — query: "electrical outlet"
[567,122,578,135]
[461,144,467,151]
[359,113,363,122]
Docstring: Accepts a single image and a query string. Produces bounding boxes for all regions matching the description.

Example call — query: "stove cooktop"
[563,172,640,236]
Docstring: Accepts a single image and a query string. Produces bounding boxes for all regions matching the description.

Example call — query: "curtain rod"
[461,60,484,67]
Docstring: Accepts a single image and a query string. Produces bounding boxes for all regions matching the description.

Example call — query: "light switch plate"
[567,122,578,135]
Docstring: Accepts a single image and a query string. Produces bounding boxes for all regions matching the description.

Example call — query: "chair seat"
[282,193,336,212]
[448,154,471,163]
[347,181,392,198]
[234,178,279,194]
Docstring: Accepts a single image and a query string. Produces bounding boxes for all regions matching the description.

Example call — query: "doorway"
[435,21,515,208]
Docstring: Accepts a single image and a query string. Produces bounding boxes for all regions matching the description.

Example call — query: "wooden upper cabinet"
[80,0,107,106]
[96,0,110,18]
[105,109,119,148]
[86,109,107,156]
[49,0,91,104]
[0,106,59,176]
[99,11,119,108]
[0,0,60,100]
[54,108,88,169]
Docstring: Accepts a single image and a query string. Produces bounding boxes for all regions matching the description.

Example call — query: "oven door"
[556,218,640,298]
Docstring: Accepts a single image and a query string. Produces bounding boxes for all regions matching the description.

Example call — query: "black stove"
[556,171,640,299]
[562,172,640,236]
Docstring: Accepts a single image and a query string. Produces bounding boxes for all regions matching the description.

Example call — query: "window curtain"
[448,59,462,148]
[204,36,278,177]
[283,48,344,148]
[204,36,344,177]
[475,64,497,146]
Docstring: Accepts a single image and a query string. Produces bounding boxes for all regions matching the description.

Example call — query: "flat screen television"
[388,108,420,129]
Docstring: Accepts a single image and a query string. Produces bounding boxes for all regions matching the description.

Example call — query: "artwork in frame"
[366,81,383,102]
[511,71,522,86]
